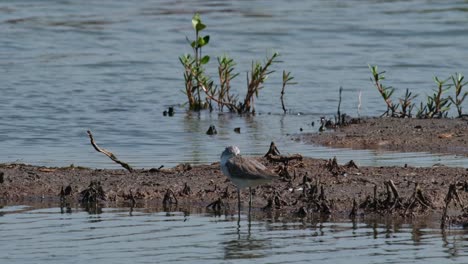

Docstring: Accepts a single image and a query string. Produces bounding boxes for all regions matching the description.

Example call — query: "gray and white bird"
[220,146,277,215]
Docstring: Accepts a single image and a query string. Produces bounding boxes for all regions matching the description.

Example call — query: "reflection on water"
[0,204,467,264]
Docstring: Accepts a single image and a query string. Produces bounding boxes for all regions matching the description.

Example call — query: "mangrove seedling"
[242,52,280,113]
[398,88,418,118]
[426,76,451,118]
[217,55,239,112]
[192,52,280,114]
[280,70,296,113]
[449,73,468,117]
[180,14,285,114]
[369,65,398,117]
[179,13,212,111]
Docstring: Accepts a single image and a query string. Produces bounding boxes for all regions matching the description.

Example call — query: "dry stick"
[87,130,133,172]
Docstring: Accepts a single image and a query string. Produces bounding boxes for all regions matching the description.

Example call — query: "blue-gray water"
[1,2,468,262]
[1,0,468,168]
[1,205,468,264]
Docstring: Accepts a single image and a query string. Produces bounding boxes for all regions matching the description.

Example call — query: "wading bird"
[220,146,277,217]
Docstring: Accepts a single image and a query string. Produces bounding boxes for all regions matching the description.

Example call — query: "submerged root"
[325,157,341,176]
[162,188,178,208]
[263,190,288,210]
[404,183,432,215]
[441,183,466,229]
[180,182,192,196]
[80,181,105,204]
[59,185,72,201]
[295,178,332,216]
[360,180,434,217]
[206,198,229,214]
[264,141,281,157]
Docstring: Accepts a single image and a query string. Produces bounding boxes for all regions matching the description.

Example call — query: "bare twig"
[86,130,133,172]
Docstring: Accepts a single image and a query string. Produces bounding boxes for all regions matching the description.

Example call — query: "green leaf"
[192,13,201,30]
[200,55,210,65]
[196,23,206,32]
[197,35,210,47]
[202,35,210,45]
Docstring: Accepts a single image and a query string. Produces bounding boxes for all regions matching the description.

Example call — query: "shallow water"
[1,0,468,168]
[0,205,467,264]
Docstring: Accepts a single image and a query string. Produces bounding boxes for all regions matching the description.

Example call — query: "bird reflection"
[224,213,270,260]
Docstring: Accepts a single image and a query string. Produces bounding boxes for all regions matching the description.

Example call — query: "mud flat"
[298,117,468,156]
[1,156,467,225]
[1,117,468,226]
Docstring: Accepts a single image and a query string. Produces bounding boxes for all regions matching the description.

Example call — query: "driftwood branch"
[87,130,133,172]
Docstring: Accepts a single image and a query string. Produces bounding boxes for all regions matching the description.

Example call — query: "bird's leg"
[249,187,252,212]
[237,188,241,219]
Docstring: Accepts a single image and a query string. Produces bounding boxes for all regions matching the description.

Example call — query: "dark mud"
[1,156,467,225]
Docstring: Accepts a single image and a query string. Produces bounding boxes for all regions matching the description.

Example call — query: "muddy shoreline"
[1,117,468,226]
[298,117,468,156]
[1,157,467,225]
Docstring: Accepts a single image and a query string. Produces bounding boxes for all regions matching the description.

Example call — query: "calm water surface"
[1,205,467,264]
[1,0,468,168]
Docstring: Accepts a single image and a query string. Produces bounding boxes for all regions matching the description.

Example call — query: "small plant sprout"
[217,55,239,112]
[243,52,280,114]
[280,70,297,113]
[449,73,468,117]
[428,76,452,118]
[369,65,398,117]
[398,88,418,118]
[336,87,343,125]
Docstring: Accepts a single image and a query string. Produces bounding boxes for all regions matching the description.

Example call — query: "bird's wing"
[225,156,276,181]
